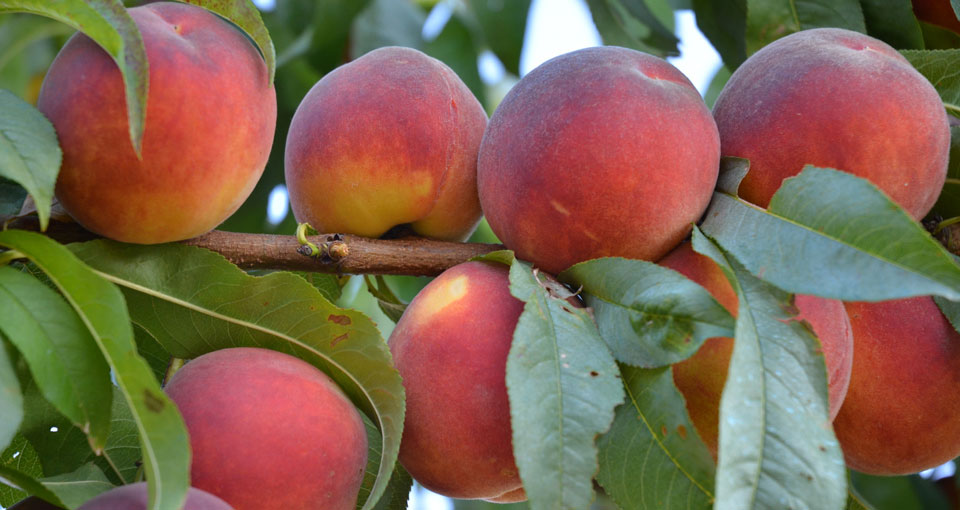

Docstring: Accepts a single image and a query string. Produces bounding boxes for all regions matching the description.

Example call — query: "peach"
[388,261,524,499]
[477,46,720,275]
[660,241,854,457]
[712,28,949,220]
[284,47,487,241]
[164,348,367,510]
[76,483,233,510]
[833,297,960,475]
[37,2,275,244]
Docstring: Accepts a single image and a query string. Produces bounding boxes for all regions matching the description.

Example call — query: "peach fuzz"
[37,2,276,244]
[77,483,233,510]
[285,47,487,241]
[659,241,854,457]
[164,348,367,510]
[833,297,960,475]
[477,46,720,275]
[388,261,524,500]
[712,28,949,220]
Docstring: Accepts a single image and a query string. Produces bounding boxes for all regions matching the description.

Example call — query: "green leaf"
[859,0,924,50]
[133,324,169,385]
[178,0,276,84]
[0,230,190,510]
[21,382,142,485]
[850,471,949,510]
[0,339,22,452]
[0,266,113,452]
[692,228,846,510]
[596,365,715,509]
[424,13,483,105]
[464,0,530,76]
[357,411,413,510]
[0,89,60,230]
[69,240,405,510]
[586,0,679,56]
[0,0,148,156]
[364,275,407,324]
[292,271,342,303]
[351,0,425,58]
[745,0,866,55]
[900,49,960,116]
[845,488,875,510]
[0,436,64,508]
[692,0,746,70]
[0,177,27,218]
[0,435,41,506]
[40,463,113,509]
[560,257,735,367]
[935,296,960,334]
[506,260,624,510]
[700,165,960,301]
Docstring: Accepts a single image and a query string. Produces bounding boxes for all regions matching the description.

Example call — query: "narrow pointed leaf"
[506,261,624,510]
[69,240,405,510]
[596,365,715,509]
[561,257,735,367]
[0,266,112,451]
[700,166,960,301]
[0,0,148,156]
[0,435,41,506]
[936,296,960,334]
[464,0,530,75]
[745,0,865,54]
[178,0,275,83]
[900,49,960,112]
[0,230,190,510]
[0,337,21,451]
[40,463,113,508]
[0,90,60,230]
[692,229,846,510]
[691,0,746,70]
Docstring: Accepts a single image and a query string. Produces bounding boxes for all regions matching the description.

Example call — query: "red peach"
[76,483,233,510]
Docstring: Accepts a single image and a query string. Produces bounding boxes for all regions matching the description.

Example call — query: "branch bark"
[5,217,504,276]
[5,215,960,276]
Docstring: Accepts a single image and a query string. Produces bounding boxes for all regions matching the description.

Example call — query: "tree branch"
[4,217,504,276]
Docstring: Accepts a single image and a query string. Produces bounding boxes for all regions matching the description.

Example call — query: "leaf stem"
[162,357,186,387]
[935,216,960,235]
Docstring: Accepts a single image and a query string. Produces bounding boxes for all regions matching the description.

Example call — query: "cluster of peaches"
[29,1,958,509]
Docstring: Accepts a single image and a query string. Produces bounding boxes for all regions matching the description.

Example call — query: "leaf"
[351,0,425,58]
[700,165,960,301]
[0,338,22,451]
[292,271,342,303]
[560,257,735,367]
[0,266,113,452]
[0,230,190,510]
[745,0,866,55]
[900,49,960,115]
[0,177,27,218]
[858,0,924,50]
[424,13,483,105]
[0,435,41,506]
[595,365,715,509]
[40,463,113,509]
[364,275,407,324]
[133,324,170,385]
[586,0,679,56]
[692,228,846,510]
[21,382,142,485]
[506,260,624,510]
[357,411,413,510]
[936,296,960,334]
[845,488,875,510]
[464,0,530,75]
[69,240,405,510]
[0,89,60,230]
[0,436,66,508]
[177,0,276,84]
[0,0,148,156]
[692,0,747,70]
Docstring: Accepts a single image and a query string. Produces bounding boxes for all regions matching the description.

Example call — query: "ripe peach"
[285,47,487,241]
[660,241,854,457]
[37,2,276,244]
[712,28,949,220]
[76,483,233,510]
[388,261,524,499]
[833,297,960,475]
[477,46,720,274]
[164,348,367,510]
